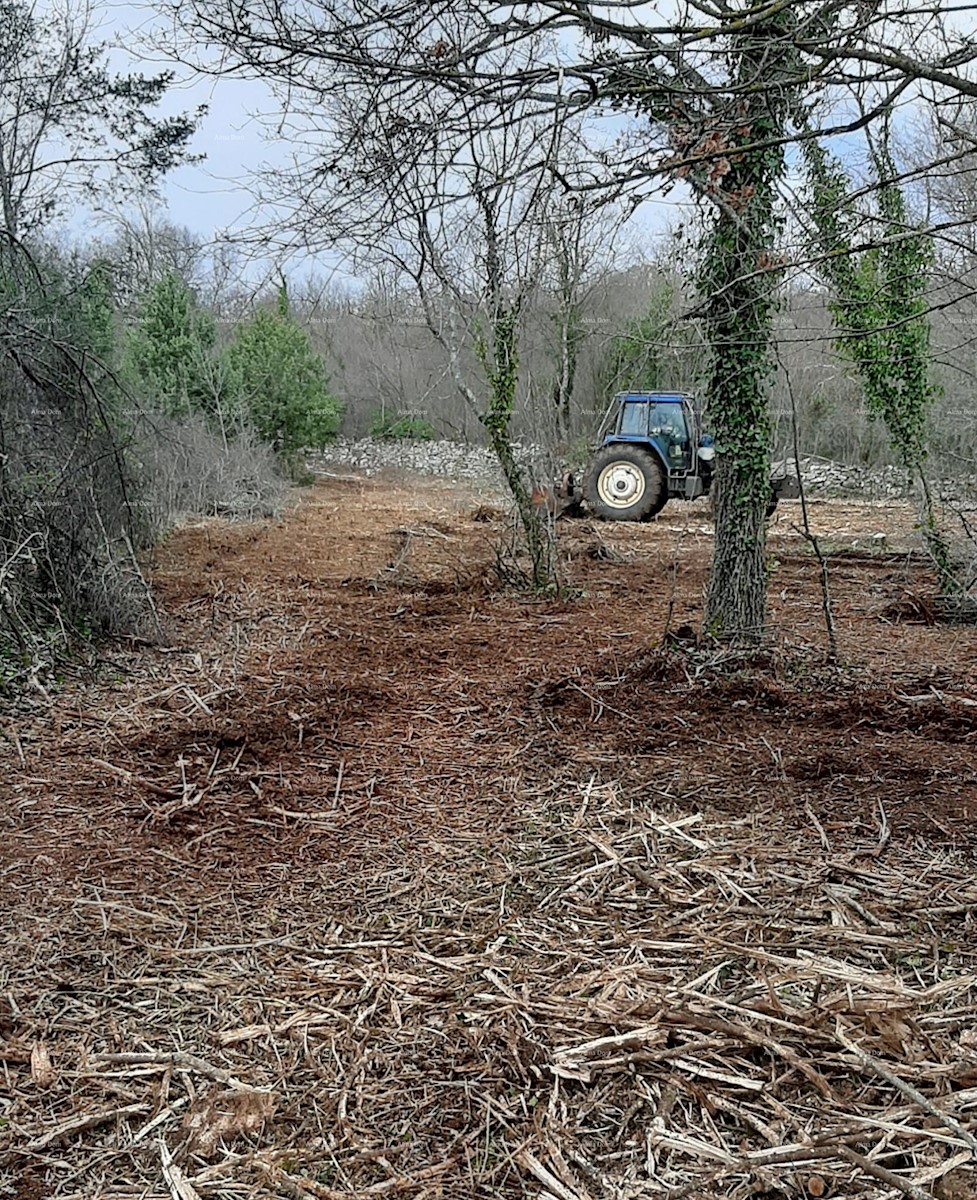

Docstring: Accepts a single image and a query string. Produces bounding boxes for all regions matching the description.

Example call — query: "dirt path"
[2,475,977,1200]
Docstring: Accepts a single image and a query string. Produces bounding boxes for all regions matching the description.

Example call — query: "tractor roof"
[618,391,688,404]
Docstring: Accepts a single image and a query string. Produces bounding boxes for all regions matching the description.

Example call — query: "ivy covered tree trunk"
[701,202,779,643]
[803,133,955,591]
[477,305,555,592]
[699,13,798,643]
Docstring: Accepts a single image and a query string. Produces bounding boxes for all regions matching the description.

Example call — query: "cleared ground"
[2,473,976,1200]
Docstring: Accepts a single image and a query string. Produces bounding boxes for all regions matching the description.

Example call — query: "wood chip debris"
[5,785,977,1198]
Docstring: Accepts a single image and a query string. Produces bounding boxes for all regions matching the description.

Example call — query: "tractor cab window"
[648,403,687,441]
[649,402,692,469]
[618,401,649,436]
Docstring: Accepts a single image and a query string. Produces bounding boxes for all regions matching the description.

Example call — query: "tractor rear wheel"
[584,445,667,521]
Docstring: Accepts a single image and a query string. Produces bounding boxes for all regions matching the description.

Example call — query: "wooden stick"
[836,1146,935,1200]
[27,1103,150,1151]
[91,1051,251,1089]
[517,1151,586,1200]
[159,1140,203,1200]
[836,1027,977,1153]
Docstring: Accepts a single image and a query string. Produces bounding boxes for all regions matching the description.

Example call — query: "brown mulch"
[2,475,977,1200]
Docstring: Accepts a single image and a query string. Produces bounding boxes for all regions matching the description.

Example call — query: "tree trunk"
[480,304,557,592]
[487,423,552,589]
[553,309,579,443]
[700,10,797,643]
[706,442,770,642]
[701,202,777,642]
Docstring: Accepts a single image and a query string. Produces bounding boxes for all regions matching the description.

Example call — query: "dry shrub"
[140,411,287,528]
[0,364,153,661]
[0,371,285,689]
[931,487,977,610]
[0,236,288,691]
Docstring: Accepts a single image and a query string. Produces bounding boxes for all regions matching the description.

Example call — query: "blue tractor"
[575,391,798,521]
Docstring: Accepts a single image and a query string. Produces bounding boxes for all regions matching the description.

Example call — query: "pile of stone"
[795,458,913,499]
[307,438,535,485]
[798,459,977,503]
[308,439,975,502]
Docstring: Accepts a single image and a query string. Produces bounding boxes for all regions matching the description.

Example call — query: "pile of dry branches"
[3,780,976,1200]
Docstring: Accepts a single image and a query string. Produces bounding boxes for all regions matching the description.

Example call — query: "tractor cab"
[579,391,709,521]
[598,391,701,475]
[576,388,794,522]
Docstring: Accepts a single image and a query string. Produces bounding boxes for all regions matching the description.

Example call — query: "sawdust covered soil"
[3,472,976,889]
[43,478,977,864]
[3,474,977,1200]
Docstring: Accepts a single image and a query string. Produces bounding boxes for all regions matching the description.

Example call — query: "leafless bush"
[140,411,287,528]
[0,268,287,692]
[931,489,977,606]
[0,363,152,673]
[1,374,288,687]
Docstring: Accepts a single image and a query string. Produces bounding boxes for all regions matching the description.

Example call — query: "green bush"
[0,241,154,678]
[122,272,219,416]
[369,409,434,441]
[225,285,342,456]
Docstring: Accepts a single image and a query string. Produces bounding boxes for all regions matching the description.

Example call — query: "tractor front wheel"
[584,446,667,522]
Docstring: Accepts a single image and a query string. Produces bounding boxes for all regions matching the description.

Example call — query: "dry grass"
[3,791,977,1200]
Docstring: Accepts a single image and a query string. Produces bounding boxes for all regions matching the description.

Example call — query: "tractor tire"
[584,445,667,522]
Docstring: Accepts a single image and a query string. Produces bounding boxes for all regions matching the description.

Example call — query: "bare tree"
[526,142,629,445]
[0,0,203,240]
[96,201,206,311]
[248,34,595,587]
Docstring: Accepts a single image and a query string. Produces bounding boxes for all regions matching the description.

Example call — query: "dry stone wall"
[309,439,976,500]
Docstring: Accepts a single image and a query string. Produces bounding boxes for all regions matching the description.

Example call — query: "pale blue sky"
[100,2,289,239]
[69,0,961,284]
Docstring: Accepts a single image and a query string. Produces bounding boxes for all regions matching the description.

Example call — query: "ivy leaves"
[803,131,957,588]
[803,134,937,476]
